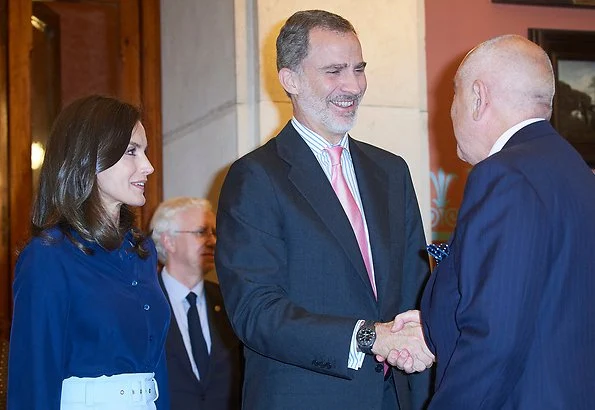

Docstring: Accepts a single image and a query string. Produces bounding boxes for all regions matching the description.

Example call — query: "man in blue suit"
[215,9,433,410]
[390,34,595,408]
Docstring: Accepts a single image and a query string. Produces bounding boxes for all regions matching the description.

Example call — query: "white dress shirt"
[161,268,212,381]
[291,118,372,370]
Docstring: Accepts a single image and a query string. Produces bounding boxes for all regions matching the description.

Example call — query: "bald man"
[390,34,595,408]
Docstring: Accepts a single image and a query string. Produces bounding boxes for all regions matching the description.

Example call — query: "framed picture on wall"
[493,0,595,8]
[529,28,595,165]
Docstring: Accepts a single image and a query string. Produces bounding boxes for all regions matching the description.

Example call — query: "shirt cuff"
[348,320,366,370]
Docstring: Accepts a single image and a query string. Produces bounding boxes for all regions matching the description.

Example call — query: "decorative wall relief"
[430,168,458,242]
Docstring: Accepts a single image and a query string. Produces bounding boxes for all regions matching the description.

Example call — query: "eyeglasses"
[174,228,216,238]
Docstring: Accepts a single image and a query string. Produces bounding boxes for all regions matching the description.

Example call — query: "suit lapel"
[276,123,378,300]
[203,284,223,385]
[158,273,205,390]
[349,140,390,305]
[170,311,204,386]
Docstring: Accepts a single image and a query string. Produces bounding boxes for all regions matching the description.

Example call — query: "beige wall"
[161,0,237,207]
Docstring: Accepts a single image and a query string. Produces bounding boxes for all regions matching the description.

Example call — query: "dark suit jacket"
[215,122,431,410]
[421,120,595,409]
[159,274,242,410]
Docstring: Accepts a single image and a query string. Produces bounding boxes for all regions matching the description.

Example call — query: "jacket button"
[375,363,384,373]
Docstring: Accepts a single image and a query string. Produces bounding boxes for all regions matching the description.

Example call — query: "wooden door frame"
[139,0,163,229]
[2,0,163,336]
[6,0,31,339]
[0,0,9,338]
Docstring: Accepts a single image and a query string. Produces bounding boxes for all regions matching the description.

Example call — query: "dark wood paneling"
[493,0,595,8]
[0,0,9,340]
[139,0,162,231]
[31,3,62,196]
[119,0,141,106]
[47,1,119,105]
[8,0,32,305]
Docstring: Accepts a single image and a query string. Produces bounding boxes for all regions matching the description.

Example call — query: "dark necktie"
[186,292,210,378]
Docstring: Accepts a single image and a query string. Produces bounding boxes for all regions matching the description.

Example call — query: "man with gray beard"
[215,9,433,410]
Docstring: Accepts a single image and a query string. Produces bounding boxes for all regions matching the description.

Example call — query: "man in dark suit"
[389,34,595,408]
[215,9,433,410]
[150,197,242,410]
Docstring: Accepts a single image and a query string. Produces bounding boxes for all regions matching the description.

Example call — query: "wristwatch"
[356,320,377,355]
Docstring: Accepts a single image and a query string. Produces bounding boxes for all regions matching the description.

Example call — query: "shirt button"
[131,280,138,286]
[143,304,150,311]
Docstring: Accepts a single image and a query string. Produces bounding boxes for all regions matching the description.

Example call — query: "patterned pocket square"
[427,243,450,264]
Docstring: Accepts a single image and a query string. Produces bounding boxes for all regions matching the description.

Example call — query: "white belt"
[61,373,158,406]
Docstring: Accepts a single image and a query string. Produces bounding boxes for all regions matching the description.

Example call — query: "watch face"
[357,323,376,351]
[358,328,374,345]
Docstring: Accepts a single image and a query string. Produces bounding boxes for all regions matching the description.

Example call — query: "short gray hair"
[149,197,213,264]
[276,10,356,72]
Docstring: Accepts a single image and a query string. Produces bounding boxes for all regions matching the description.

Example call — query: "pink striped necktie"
[326,146,377,299]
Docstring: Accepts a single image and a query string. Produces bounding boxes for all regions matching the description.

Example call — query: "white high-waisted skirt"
[60,372,158,410]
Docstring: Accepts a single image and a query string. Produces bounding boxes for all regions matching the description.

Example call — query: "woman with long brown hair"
[7,95,170,409]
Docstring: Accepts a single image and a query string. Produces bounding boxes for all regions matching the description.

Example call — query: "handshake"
[370,310,434,373]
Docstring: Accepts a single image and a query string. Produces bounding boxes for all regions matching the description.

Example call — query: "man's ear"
[279,67,299,96]
[472,80,488,121]
[161,232,176,254]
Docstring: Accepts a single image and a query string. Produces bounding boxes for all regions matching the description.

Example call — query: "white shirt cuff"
[348,320,366,370]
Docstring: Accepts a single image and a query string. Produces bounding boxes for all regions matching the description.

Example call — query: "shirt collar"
[161,267,205,305]
[290,117,350,155]
[488,118,545,157]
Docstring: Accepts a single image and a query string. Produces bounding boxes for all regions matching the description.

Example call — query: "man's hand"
[372,310,434,373]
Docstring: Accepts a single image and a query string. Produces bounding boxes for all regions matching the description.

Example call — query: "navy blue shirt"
[8,228,171,409]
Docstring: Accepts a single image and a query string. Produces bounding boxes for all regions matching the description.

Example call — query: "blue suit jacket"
[421,120,595,409]
[158,275,242,410]
[215,122,431,410]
